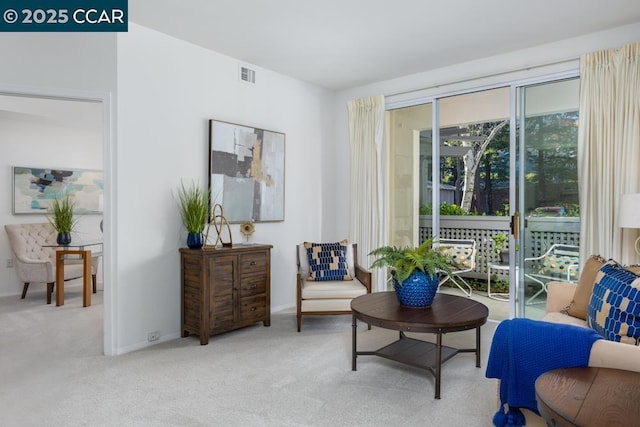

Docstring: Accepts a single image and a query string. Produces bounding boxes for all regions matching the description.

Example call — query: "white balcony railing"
[420,215,580,280]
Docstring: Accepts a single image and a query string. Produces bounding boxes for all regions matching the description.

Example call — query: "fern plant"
[369,238,453,285]
[48,195,77,233]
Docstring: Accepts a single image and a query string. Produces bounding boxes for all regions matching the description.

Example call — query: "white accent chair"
[296,242,371,332]
[437,238,477,297]
[524,243,579,304]
[4,223,99,304]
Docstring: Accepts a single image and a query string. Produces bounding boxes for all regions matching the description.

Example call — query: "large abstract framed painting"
[209,120,285,223]
[12,166,103,214]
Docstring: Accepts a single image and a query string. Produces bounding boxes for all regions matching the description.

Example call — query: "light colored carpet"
[0,281,500,426]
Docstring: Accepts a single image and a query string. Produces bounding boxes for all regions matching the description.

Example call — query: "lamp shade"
[618,193,640,228]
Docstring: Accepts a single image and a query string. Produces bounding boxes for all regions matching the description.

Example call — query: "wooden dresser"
[179,244,272,345]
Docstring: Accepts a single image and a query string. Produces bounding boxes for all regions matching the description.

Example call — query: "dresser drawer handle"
[250,261,257,266]
[250,306,257,311]
[249,284,257,290]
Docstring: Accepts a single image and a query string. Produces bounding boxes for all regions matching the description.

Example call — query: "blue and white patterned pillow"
[304,241,352,281]
[587,260,640,345]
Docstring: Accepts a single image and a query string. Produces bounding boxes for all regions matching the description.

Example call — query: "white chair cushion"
[301,277,367,300]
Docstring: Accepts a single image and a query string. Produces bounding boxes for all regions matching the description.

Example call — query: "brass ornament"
[205,204,232,248]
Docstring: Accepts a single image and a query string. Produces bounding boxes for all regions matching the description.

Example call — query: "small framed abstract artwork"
[12,166,104,214]
[209,119,285,223]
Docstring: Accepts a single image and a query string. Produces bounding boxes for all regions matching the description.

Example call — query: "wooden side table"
[535,367,640,426]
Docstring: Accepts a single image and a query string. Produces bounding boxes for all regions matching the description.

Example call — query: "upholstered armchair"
[4,223,99,304]
[296,241,371,331]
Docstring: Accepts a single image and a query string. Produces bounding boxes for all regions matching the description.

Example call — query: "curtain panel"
[578,42,640,264]
[348,95,385,291]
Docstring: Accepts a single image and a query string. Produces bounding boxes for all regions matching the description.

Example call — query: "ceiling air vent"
[240,66,256,84]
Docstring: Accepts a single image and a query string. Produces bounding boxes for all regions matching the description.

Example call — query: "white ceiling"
[129,0,640,90]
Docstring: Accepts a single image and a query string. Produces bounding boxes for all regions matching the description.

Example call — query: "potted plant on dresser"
[369,238,453,307]
[178,181,209,249]
[48,195,77,245]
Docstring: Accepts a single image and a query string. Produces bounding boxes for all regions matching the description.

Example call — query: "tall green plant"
[178,181,209,234]
[48,195,77,233]
[369,238,453,285]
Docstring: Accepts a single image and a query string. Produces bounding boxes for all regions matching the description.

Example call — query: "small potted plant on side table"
[48,195,77,245]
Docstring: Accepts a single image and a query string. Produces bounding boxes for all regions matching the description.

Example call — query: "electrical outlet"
[147,331,160,342]
[6,259,14,268]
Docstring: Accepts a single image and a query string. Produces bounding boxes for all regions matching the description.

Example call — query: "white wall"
[0,33,116,92]
[115,24,334,353]
[329,23,640,242]
[0,97,103,297]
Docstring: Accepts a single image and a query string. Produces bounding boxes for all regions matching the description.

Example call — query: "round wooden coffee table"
[536,367,640,426]
[351,291,488,399]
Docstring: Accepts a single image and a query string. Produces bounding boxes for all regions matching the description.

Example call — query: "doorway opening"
[0,91,109,353]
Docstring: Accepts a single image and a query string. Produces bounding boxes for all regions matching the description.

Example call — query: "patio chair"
[524,243,579,304]
[438,238,477,297]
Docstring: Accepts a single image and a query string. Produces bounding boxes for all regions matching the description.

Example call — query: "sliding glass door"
[515,78,580,318]
[384,76,580,319]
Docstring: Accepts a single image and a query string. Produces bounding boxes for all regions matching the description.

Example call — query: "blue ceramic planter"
[56,232,72,246]
[186,232,204,249]
[393,271,439,307]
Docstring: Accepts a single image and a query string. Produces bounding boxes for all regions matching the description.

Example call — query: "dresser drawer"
[239,295,266,323]
[239,274,267,297]
[240,252,267,275]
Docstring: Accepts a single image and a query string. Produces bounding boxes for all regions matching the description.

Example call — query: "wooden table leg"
[82,250,92,307]
[352,313,357,371]
[56,251,65,306]
[435,331,442,399]
[476,326,481,368]
[56,249,92,307]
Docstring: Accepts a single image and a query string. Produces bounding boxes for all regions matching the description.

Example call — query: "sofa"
[518,256,640,425]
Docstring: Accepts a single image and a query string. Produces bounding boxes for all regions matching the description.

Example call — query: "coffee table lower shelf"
[362,333,459,373]
[353,331,478,399]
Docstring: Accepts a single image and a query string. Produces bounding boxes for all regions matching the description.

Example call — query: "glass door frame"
[385,69,579,319]
[511,71,580,318]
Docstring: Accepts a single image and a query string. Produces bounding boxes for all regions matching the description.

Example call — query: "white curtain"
[578,42,640,264]
[348,95,385,291]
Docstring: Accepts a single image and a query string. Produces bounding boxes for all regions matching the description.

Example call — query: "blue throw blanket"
[485,318,601,426]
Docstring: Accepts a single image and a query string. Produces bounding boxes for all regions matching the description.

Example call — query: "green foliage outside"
[420,202,475,216]
[491,233,508,253]
[423,110,579,217]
